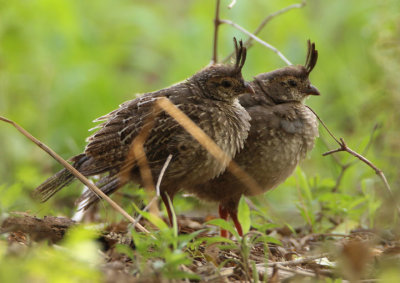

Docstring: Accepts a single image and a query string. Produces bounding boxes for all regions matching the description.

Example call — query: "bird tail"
[33,154,88,202]
[75,175,125,211]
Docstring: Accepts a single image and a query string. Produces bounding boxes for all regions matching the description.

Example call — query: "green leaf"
[177,230,205,249]
[252,260,259,283]
[132,202,169,231]
[296,167,313,203]
[238,196,251,235]
[206,218,239,239]
[164,193,178,238]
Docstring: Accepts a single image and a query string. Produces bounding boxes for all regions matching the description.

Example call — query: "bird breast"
[239,103,318,195]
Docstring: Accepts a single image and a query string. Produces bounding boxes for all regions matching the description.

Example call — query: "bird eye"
[221,80,232,88]
[288,80,297,87]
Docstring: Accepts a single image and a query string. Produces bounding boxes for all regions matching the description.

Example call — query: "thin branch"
[133,154,172,226]
[268,253,330,267]
[323,148,345,156]
[223,253,332,279]
[118,104,161,218]
[320,125,379,192]
[222,1,306,63]
[304,107,398,216]
[327,138,393,196]
[320,136,344,166]
[219,19,292,65]
[327,134,390,194]
[306,106,341,145]
[212,0,221,64]
[251,1,306,42]
[121,113,158,193]
[228,0,236,9]
[0,116,151,235]
[262,264,317,277]
[253,264,317,278]
[156,154,173,196]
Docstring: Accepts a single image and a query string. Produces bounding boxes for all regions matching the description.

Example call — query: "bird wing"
[82,86,216,177]
[82,90,168,173]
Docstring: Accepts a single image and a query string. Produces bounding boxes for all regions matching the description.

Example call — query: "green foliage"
[0,0,399,280]
[116,213,202,280]
[0,226,101,282]
[1,0,398,228]
[207,218,240,240]
[238,196,251,235]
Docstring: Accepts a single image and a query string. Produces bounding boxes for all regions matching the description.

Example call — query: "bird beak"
[305,84,320,96]
[244,82,255,95]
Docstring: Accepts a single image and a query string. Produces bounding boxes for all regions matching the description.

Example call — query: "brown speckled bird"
[192,41,320,237]
[34,39,254,224]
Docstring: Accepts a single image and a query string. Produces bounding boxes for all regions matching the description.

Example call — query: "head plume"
[233,37,247,74]
[305,40,318,75]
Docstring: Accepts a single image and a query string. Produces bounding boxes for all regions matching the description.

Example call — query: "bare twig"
[223,1,306,62]
[219,19,292,65]
[268,253,330,267]
[227,0,236,9]
[122,113,158,193]
[254,263,318,279]
[133,154,172,226]
[212,0,221,64]
[323,138,393,197]
[265,264,317,277]
[320,137,343,165]
[321,124,378,192]
[306,106,341,145]
[249,1,306,43]
[222,253,332,280]
[0,116,152,235]
[156,154,173,196]
[305,107,398,215]
[118,104,163,217]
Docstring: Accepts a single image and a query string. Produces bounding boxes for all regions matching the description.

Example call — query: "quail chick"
[34,39,254,225]
[192,41,320,236]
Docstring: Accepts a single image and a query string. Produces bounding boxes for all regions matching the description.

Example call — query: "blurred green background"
[1,0,399,229]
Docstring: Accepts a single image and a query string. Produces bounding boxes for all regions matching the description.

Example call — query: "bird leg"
[219,204,229,237]
[161,192,175,226]
[228,210,243,237]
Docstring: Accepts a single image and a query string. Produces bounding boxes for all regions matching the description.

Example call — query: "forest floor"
[1,213,399,282]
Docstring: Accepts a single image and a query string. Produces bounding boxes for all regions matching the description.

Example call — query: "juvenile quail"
[192,41,320,236]
[34,39,254,224]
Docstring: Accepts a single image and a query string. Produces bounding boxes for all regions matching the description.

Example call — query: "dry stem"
[155,97,264,195]
[268,253,330,267]
[227,0,236,9]
[219,19,292,65]
[321,125,379,192]
[212,0,221,64]
[156,154,173,196]
[0,116,152,235]
[222,1,306,63]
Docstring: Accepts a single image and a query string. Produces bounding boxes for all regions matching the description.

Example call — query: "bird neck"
[239,81,276,107]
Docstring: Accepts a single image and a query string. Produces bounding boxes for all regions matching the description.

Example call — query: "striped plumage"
[191,41,320,236]
[34,39,254,221]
